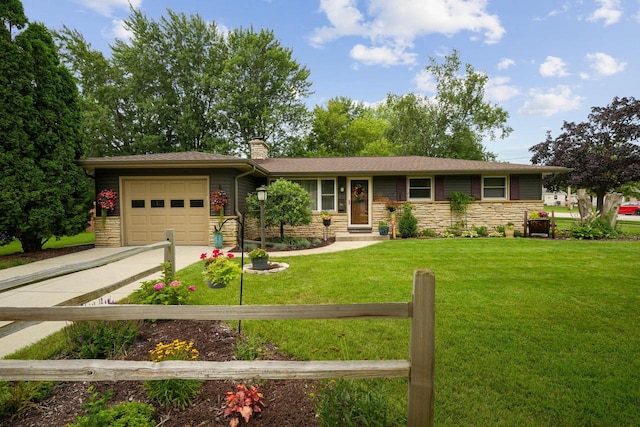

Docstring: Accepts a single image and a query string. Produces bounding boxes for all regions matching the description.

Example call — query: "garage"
[122,177,209,246]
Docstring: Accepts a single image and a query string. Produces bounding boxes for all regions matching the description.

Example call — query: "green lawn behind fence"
[180,238,640,426]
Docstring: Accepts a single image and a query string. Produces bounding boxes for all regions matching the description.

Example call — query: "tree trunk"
[19,234,45,253]
[577,189,595,223]
[602,193,624,228]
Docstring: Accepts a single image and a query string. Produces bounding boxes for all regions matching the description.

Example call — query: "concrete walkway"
[0,240,381,358]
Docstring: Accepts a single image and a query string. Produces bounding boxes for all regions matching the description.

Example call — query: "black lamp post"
[256,185,267,249]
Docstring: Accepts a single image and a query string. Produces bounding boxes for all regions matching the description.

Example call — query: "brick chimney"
[249,137,268,160]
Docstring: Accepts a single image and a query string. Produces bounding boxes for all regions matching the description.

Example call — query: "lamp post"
[256,185,267,249]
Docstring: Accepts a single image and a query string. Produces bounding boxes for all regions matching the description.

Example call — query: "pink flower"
[170,280,181,288]
[188,286,196,292]
[200,253,207,260]
[153,282,165,291]
[227,253,234,258]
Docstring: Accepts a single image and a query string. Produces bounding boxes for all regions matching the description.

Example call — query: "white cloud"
[585,52,626,76]
[519,85,584,116]
[497,58,515,70]
[350,44,417,66]
[105,18,133,41]
[587,0,622,26]
[414,69,437,93]
[311,0,505,66]
[486,76,519,103]
[72,0,142,17]
[539,56,570,77]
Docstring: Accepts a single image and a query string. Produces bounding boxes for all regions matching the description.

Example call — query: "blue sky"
[21,0,638,163]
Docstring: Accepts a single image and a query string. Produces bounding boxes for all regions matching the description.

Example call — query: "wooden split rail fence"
[0,230,434,426]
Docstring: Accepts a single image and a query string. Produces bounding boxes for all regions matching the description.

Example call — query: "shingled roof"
[78,151,568,175]
[255,156,568,176]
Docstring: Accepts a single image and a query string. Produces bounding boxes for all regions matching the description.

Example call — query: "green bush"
[313,379,406,427]
[418,228,437,238]
[64,319,141,359]
[69,386,155,427]
[397,204,418,238]
[472,225,488,237]
[569,218,623,239]
[131,262,196,305]
[235,335,267,361]
[0,381,53,419]
[144,340,202,409]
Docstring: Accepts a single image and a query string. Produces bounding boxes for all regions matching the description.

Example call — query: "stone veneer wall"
[94,201,545,247]
[94,216,122,247]
[245,200,544,239]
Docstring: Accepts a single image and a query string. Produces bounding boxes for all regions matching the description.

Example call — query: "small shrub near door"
[397,203,418,238]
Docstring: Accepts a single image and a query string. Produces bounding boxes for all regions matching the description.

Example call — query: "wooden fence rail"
[0,233,434,426]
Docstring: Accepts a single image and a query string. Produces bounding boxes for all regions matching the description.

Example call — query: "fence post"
[407,268,435,427]
[164,229,176,277]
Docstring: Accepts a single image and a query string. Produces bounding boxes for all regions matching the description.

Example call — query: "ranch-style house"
[78,138,569,247]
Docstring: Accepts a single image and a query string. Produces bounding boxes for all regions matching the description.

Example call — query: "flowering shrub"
[224,384,265,427]
[211,189,229,212]
[144,340,202,409]
[528,210,549,219]
[97,189,118,212]
[320,211,332,220]
[133,263,195,305]
[149,339,199,362]
[201,250,242,287]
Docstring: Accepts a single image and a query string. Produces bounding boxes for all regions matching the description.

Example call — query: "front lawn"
[180,238,640,426]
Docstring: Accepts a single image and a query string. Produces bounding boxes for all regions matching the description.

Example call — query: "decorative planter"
[378,227,389,236]
[528,219,550,235]
[206,280,225,289]
[251,257,269,271]
[504,227,515,238]
[213,232,224,249]
[322,218,331,227]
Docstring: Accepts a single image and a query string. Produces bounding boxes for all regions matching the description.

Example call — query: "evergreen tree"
[0,1,91,252]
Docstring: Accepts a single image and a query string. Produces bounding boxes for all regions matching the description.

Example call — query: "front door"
[348,178,371,228]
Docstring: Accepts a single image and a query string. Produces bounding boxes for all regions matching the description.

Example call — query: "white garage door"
[122,177,209,246]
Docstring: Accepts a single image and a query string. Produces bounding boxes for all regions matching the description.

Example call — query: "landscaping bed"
[0,319,318,427]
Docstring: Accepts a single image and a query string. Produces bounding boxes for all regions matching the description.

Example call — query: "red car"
[618,201,640,215]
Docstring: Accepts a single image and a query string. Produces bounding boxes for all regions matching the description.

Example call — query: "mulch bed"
[0,319,319,427]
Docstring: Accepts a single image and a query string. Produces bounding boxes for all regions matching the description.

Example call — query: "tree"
[301,97,390,157]
[246,179,312,239]
[0,2,91,252]
[57,11,312,157]
[386,50,512,161]
[530,96,640,213]
[217,27,313,157]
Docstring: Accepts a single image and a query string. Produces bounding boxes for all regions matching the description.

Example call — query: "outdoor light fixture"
[257,185,267,202]
[257,186,267,249]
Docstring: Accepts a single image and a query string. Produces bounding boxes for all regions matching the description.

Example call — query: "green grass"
[180,238,640,426]
[0,233,95,269]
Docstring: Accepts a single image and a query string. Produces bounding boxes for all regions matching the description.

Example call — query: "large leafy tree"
[530,96,640,213]
[57,10,312,157]
[246,179,312,239]
[386,50,512,161]
[301,97,390,157]
[0,1,91,252]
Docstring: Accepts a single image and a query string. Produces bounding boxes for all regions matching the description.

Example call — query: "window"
[131,200,145,208]
[288,179,337,211]
[151,200,165,208]
[483,177,507,199]
[170,199,185,208]
[408,177,432,200]
[190,199,204,208]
